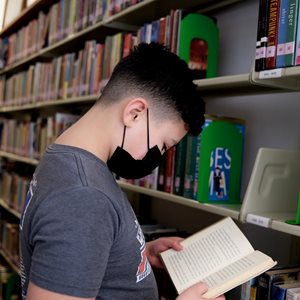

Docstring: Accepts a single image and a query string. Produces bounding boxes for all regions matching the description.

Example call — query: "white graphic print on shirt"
[135,220,151,283]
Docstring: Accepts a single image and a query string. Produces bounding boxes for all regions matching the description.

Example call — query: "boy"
[20,43,225,300]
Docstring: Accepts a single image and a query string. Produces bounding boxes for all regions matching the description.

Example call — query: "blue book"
[272,282,300,300]
[276,0,289,67]
[151,20,160,42]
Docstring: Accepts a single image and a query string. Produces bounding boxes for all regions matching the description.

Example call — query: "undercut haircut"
[98,43,205,136]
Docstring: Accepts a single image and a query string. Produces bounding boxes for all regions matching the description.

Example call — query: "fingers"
[163,237,184,251]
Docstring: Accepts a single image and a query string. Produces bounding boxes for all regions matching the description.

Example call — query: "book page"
[203,250,277,298]
[160,217,255,293]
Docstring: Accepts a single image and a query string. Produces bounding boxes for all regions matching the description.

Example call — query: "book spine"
[276,0,289,67]
[192,135,201,200]
[284,0,299,66]
[183,136,198,199]
[266,0,281,69]
[164,147,176,193]
[173,136,187,196]
[260,0,271,70]
[255,0,264,71]
[295,0,300,64]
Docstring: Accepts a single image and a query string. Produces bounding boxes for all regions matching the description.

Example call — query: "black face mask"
[107,110,162,179]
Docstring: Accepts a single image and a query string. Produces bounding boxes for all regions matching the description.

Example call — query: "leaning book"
[160,217,277,298]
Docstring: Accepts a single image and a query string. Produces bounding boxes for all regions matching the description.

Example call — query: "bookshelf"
[0,0,300,283]
[0,249,20,276]
[0,151,39,165]
[0,198,22,219]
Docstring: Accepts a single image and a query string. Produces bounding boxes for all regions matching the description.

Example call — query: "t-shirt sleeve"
[28,186,119,298]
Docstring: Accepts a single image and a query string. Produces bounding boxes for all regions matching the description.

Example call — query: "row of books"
[0,6,182,106]
[0,221,19,269]
[5,10,48,66]
[0,0,145,68]
[0,113,80,159]
[255,0,300,71]
[241,265,300,300]
[0,10,219,107]
[0,10,185,105]
[0,168,31,215]
[0,40,110,106]
[0,263,20,300]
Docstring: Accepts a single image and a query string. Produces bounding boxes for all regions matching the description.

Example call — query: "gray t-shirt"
[19,144,159,300]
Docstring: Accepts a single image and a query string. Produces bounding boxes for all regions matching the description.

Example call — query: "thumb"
[177,282,209,299]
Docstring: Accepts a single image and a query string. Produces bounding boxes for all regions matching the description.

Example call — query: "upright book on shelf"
[160,217,277,298]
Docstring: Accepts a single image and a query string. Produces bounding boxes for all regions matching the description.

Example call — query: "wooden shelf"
[0,95,98,113]
[0,0,56,38]
[118,181,241,220]
[0,249,20,275]
[0,151,39,165]
[0,198,21,219]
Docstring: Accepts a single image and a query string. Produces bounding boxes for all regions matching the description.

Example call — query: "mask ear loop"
[146,109,150,150]
[121,126,126,148]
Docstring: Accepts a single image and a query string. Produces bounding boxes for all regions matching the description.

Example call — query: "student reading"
[19,43,225,300]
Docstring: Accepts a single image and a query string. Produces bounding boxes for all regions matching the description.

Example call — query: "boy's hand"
[145,237,183,269]
[177,282,226,300]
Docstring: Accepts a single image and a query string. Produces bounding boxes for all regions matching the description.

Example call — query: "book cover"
[266,0,281,69]
[160,217,277,298]
[276,0,289,68]
[178,13,218,79]
[197,117,245,204]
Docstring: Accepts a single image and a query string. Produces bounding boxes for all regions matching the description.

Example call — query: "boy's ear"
[123,98,148,127]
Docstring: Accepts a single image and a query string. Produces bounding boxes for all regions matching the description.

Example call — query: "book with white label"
[160,217,277,298]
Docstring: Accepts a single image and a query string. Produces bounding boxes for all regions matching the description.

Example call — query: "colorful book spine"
[266,0,281,69]
[284,0,299,66]
[276,0,289,67]
[257,0,270,70]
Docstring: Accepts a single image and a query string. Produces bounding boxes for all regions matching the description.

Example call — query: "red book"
[158,17,167,45]
[266,0,280,69]
[122,33,132,58]
[164,147,176,193]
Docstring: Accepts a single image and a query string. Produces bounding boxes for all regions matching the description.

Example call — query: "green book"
[285,0,299,66]
[197,120,244,204]
[178,13,219,78]
[183,135,198,199]
[173,135,187,196]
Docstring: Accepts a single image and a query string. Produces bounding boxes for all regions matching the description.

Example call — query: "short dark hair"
[98,43,205,136]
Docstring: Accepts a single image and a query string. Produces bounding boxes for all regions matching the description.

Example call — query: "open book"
[160,217,277,298]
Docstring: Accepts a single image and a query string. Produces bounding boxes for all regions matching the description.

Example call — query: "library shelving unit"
[1,0,300,274]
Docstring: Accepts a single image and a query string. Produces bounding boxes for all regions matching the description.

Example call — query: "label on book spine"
[246,214,271,228]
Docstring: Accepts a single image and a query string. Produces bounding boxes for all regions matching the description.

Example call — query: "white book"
[286,287,300,300]
[160,217,277,298]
